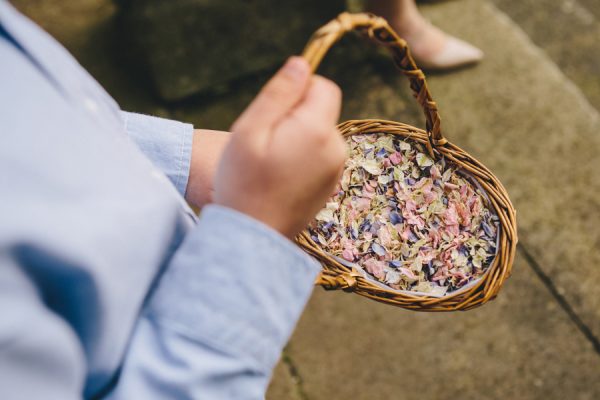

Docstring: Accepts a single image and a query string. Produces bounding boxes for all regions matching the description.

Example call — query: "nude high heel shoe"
[414,34,484,70]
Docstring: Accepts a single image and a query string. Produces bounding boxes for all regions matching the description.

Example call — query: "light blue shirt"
[0,1,320,399]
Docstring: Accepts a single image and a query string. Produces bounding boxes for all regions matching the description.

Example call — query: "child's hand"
[214,56,347,238]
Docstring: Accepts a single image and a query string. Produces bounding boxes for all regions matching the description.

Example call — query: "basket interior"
[307,129,500,298]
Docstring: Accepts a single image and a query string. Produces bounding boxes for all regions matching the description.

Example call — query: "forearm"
[108,205,320,399]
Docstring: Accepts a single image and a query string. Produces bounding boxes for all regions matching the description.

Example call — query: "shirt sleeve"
[108,205,321,399]
[121,111,194,197]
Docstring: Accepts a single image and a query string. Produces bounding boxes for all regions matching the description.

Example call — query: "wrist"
[185,129,231,208]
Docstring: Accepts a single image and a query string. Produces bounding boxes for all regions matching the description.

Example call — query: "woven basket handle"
[302,12,446,154]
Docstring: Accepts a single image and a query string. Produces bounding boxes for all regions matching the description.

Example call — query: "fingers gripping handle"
[301,12,446,156]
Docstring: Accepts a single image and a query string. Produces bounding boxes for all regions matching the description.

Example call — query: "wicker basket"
[296,12,517,311]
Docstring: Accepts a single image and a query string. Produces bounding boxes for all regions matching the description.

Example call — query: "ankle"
[390,13,430,40]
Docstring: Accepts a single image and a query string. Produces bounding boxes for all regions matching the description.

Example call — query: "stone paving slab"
[579,0,600,19]
[122,0,345,101]
[285,252,600,400]
[490,0,600,110]
[420,0,600,340]
[266,359,302,400]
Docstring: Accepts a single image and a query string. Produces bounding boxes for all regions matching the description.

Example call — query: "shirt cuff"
[121,111,193,197]
[146,205,321,371]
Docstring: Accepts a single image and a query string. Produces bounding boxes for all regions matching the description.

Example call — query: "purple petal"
[390,211,403,225]
[371,243,387,256]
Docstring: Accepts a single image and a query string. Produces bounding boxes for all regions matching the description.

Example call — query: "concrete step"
[419,0,600,345]
[121,0,346,101]
[490,0,600,111]
[281,253,600,400]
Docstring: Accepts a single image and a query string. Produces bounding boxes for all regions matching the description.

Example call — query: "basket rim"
[297,118,517,311]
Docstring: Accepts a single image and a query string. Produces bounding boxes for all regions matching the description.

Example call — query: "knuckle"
[313,76,342,103]
[299,118,331,144]
[262,85,287,104]
[312,127,332,149]
[264,76,296,102]
[313,126,333,143]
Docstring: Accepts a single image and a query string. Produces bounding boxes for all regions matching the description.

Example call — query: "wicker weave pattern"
[296,13,517,311]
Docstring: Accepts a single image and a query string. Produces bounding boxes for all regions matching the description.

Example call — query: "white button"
[84,98,99,113]
[152,170,167,182]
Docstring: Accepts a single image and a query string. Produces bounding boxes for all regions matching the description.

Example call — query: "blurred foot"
[368,0,484,70]
[394,18,483,70]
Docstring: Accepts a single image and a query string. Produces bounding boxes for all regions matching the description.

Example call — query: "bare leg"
[367,0,483,70]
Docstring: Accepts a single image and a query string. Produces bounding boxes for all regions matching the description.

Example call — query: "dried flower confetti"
[308,133,499,296]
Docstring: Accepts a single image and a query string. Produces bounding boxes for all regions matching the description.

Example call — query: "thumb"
[231,56,311,135]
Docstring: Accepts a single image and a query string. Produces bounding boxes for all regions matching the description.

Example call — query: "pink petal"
[342,249,354,261]
[355,197,371,211]
[445,224,460,237]
[389,152,403,165]
[424,191,437,205]
[429,229,440,248]
[459,184,468,200]
[400,226,412,241]
[364,258,386,279]
[378,226,392,246]
[405,199,417,212]
[444,202,459,226]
